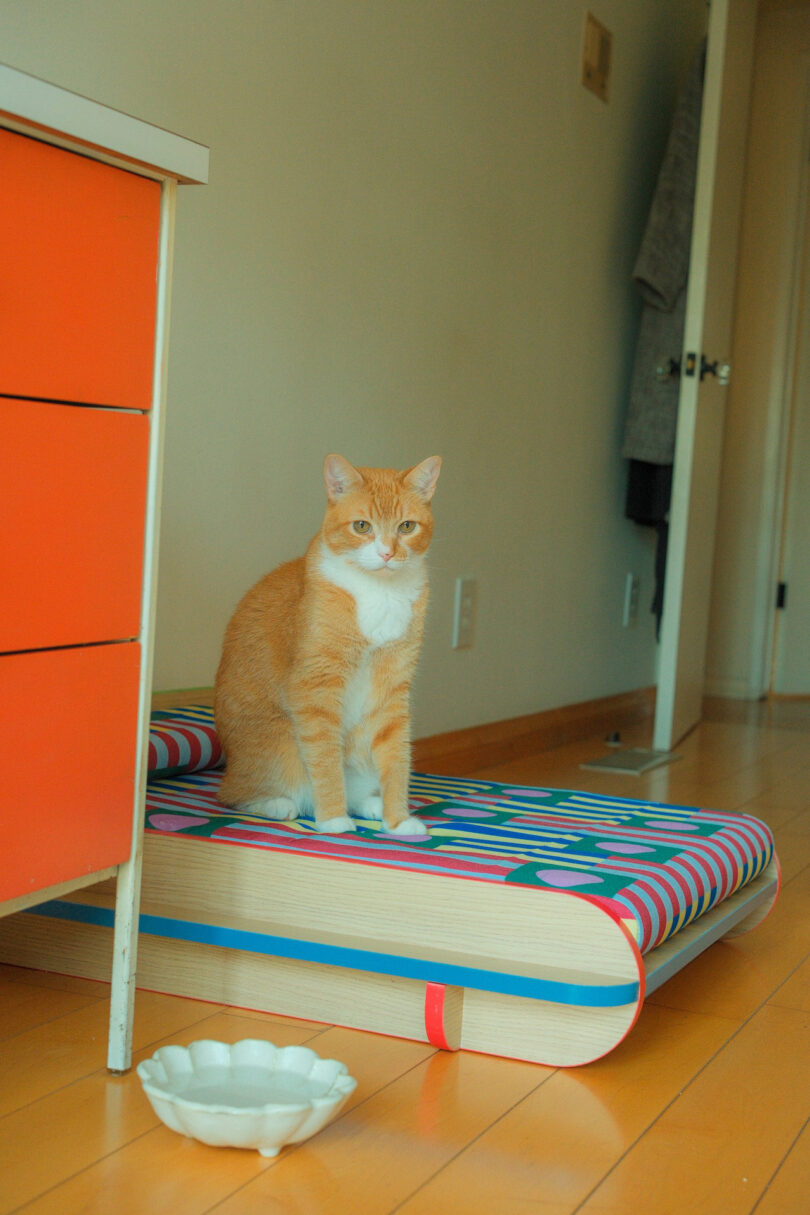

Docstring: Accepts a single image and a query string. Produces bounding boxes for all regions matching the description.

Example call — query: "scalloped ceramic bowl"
[136,1039,357,1156]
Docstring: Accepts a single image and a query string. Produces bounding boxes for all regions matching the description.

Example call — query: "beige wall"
[2,0,705,736]
[707,1,810,697]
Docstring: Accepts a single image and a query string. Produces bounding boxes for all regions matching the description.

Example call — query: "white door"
[772,251,810,695]
[654,0,758,751]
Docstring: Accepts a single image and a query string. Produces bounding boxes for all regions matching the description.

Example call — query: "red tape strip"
[424,981,451,1050]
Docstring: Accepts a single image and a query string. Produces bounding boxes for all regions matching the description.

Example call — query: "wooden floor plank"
[0,1010,320,1214]
[0,962,108,998]
[9,1025,439,1215]
[753,1118,810,1215]
[207,1045,550,1215]
[740,782,810,820]
[2,699,808,1215]
[576,1004,810,1214]
[646,865,810,1021]
[11,1113,277,1215]
[768,825,810,884]
[0,974,100,1041]
[394,1003,735,1214]
[767,953,810,1013]
[0,990,228,1119]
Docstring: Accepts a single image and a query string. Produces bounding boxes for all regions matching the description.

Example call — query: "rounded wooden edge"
[457,896,646,1068]
[554,900,646,1067]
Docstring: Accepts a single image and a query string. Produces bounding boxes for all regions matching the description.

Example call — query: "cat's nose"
[381,551,393,562]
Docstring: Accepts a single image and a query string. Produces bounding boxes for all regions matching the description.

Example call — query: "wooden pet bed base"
[0,710,780,1068]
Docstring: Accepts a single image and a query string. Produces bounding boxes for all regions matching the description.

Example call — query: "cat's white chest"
[354,580,416,645]
[318,546,423,647]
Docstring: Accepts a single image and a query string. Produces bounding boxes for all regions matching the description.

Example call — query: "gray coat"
[622,43,705,466]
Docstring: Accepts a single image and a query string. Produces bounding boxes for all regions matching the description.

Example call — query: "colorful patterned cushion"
[148,706,223,779]
[145,708,774,956]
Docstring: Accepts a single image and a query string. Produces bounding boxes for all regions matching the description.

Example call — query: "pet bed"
[0,706,779,1067]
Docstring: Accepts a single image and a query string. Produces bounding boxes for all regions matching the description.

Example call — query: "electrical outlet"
[623,573,640,628]
[452,577,477,649]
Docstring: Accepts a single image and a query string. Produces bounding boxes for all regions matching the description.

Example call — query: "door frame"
[653,0,758,751]
[755,55,810,697]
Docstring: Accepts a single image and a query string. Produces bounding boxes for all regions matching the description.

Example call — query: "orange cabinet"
[0,131,157,908]
[0,399,149,652]
[0,64,208,1071]
[0,135,157,903]
[0,644,142,901]
[0,128,161,409]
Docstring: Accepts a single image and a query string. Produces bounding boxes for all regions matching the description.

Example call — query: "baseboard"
[411,688,656,775]
[151,686,215,710]
[151,685,656,778]
[703,675,763,700]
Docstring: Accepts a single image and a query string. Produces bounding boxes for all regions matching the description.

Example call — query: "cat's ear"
[324,454,364,502]
[402,456,442,502]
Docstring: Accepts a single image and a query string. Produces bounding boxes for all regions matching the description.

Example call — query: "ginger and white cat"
[214,453,442,836]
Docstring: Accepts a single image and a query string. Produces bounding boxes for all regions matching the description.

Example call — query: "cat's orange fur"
[214,454,441,836]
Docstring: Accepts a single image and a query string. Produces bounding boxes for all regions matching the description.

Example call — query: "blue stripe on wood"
[28,899,640,1009]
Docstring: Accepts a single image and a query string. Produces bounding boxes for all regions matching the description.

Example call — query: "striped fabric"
[148,706,223,779]
[146,708,775,955]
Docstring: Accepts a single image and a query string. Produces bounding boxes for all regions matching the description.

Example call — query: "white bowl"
[136,1039,357,1156]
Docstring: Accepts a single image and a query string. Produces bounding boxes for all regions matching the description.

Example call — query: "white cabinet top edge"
[0,62,209,184]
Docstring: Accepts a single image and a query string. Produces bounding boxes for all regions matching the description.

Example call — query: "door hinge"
[776,582,788,610]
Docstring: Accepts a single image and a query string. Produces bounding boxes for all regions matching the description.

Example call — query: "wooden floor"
[2,699,810,1214]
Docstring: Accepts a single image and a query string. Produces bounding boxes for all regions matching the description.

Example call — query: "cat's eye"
[398,520,417,534]
[352,520,372,535]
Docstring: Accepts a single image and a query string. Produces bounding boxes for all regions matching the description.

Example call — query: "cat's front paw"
[318,814,356,834]
[385,815,429,838]
[248,796,300,821]
[355,794,384,821]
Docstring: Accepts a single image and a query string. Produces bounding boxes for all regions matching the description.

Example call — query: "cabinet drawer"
[0,399,149,653]
[0,643,142,902]
[0,127,161,409]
